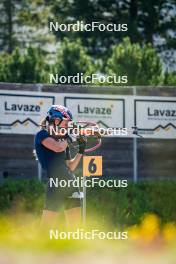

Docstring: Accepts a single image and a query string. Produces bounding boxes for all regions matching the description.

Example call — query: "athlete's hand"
[64,133,76,144]
[77,135,87,154]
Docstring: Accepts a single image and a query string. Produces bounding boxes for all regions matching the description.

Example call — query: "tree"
[7,48,23,82]
[0,0,19,53]
[163,70,176,85]
[105,37,163,85]
[49,0,176,69]
[0,53,10,81]
[0,0,54,53]
[49,0,129,57]
[20,47,47,83]
[52,38,95,83]
[138,0,176,46]
[17,0,54,52]
[0,47,47,83]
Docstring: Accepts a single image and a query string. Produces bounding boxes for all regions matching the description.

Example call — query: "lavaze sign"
[64,96,125,128]
[0,92,55,134]
[134,99,176,138]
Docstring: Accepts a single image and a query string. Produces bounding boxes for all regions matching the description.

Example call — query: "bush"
[0,179,175,227]
[0,47,47,83]
[0,179,45,213]
[53,38,95,79]
[87,181,176,227]
[105,37,163,85]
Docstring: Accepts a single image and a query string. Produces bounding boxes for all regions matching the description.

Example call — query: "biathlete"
[34,105,86,227]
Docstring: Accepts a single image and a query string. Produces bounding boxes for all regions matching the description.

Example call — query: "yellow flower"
[127,225,140,240]
[162,223,176,242]
[139,214,160,242]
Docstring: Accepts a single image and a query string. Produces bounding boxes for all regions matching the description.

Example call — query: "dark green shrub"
[0,179,45,213]
[0,179,175,227]
[87,181,176,227]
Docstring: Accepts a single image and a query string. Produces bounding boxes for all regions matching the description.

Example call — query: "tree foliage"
[0,47,47,83]
[163,70,176,85]
[0,0,175,85]
[0,0,54,53]
[106,37,163,85]
[50,0,176,62]
[53,38,95,77]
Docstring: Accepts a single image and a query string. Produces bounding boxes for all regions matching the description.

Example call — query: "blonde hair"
[39,117,48,129]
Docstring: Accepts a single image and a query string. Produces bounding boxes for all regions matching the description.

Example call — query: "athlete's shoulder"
[36,129,49,136]
[35,129,50,145]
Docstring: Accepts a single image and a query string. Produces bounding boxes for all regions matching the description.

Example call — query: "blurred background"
[0,0,175,85]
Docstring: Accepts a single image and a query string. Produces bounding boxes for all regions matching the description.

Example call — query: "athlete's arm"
[66,153,82,172]
[65,136,86,171]
[41,137,68,152]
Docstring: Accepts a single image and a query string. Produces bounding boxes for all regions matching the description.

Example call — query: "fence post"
[133,87,138,182]
[37,83,43,182]
[82,175,86,224]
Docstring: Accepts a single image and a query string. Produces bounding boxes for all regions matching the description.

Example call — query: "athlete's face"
[60,120,69,128]
[54,118,61,126]
[54,118,69,128]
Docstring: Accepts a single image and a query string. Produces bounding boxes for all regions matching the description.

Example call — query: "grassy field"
[0,179,176,263]
[0,212,175,264]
